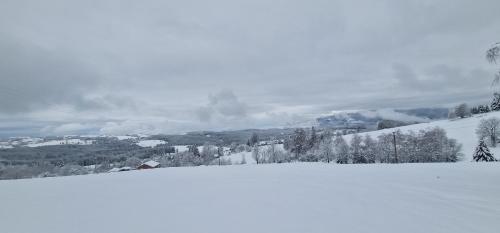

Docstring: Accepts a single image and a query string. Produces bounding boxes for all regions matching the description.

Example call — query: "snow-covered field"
[115,135,137,140]
[135,139,166,148]
[25,139,94,147]
[1,162,499,233]
[346,111,500,161]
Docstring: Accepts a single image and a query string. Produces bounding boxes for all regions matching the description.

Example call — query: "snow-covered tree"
[266,139,278,163]
[350,134,366,163]
[443,138,462,162]
[333,135,349,164]
[377,133,394,163]
[473,140,496,162]
[308,127,318,150]
[201,143,217,164]
[491,93,500,111]
[188,145,200,157]
[479,105,490,113]
[454,103,470,118]
[361,135,377,163]
[448,109,457,119]
[476,117,500,147]
[241,154,247,164]
[291,128,308,159]
[249,132,259,146]
[318,135,334,163]
[124,157,142,168]
[252,145,261,164]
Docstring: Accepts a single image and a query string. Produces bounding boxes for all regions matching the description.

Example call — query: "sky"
[1,0,500,136]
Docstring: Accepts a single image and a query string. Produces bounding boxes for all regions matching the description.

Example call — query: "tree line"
[280,127,463,164]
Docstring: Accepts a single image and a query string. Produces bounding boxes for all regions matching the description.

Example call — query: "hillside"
[0,162,499,233]
[345,111,500,162]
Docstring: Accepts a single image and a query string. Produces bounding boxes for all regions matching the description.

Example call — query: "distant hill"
[344,111,500,162]
[316,107,449,130]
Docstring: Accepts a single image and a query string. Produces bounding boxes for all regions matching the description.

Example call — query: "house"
[137,160,160,170]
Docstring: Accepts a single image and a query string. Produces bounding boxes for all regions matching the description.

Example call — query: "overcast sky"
[1,0,500,136]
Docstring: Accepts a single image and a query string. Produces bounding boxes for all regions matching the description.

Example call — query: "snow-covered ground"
[221,144,286,164]
[222,150,254,164]
[0,162,498,233]
[345,111,500,161]
[25,139,94,147]
[115,135,137,140]
[174,145,190,153]
[136,139,166,148]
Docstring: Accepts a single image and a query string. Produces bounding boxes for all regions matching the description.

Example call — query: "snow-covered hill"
[0,162,498,233]
[345,111,500,162]
[26,139,94,147]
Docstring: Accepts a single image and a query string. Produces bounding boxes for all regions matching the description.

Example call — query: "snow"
[345,111,500,162]
[0,162,499,233]
[142,160,160,167]
[25,139,94,147]
[135,140,166,148]
[20,137,42,143]
[108,168,120,172]
[222,150,254,164]
[115,135,137,140]
[174,145,190,153]
[222,144,286,164]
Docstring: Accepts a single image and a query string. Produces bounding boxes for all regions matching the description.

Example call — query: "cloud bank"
[0,0,499,136]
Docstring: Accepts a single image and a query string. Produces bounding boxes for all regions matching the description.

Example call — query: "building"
[137,160,160,170]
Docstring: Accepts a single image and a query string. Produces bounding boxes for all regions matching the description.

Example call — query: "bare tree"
[252,145,261,164]
[266,139,278,163]
[476,117,500,147]
[486,42,500,85]
[319,135,334,163]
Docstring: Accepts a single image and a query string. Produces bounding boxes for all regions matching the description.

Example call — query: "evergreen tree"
[455,103,470,118]
[473,140,496,162]
[491,93,500,111]
[471,106,479,115]
[478,105,490,113]
[188,145,200,157]
[249,133,259,146]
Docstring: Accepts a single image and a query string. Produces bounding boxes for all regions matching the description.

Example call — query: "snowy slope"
[135,140,166,148]
[0,163,499,233]
[345,112,500,161]
[221,144,286,164]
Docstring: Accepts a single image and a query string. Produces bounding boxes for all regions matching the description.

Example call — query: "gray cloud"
[197,90,248,122]
[0,0,499,136]
[0,35,100,113]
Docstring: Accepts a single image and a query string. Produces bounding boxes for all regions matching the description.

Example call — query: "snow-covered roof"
[108,168,120,172]
[142,160,160,167]
[119,167,132,171]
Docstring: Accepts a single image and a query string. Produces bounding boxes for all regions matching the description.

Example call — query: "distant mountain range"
[316,108,449,130]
